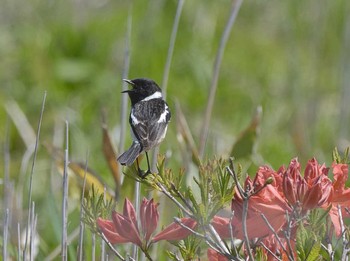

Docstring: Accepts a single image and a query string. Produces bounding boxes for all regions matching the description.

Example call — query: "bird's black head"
[122,78,162,105]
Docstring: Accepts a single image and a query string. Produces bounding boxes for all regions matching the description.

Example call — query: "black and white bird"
[117,78,171,177]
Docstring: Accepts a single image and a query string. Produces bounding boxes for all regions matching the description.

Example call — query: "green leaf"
[306,242,321,261]
[230,106,262,159]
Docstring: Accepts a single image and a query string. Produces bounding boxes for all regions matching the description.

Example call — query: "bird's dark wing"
[130,99,171,151]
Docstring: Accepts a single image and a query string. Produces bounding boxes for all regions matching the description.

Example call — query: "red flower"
[231,166,291,239]
[328,163,350,237]
[282,158,333,212]
[97,198,159,247]
[331,163,350,204]
[152,217,197,242]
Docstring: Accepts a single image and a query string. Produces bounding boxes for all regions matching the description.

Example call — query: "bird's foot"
[138,168,152,179]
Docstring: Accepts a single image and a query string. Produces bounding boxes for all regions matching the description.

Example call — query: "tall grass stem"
[23,91,46,259]
[199,0,243,158]
[61,121,69,261]
[151,0,184,170]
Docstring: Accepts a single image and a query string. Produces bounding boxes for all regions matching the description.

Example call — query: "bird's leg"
[136,157,145,178]
[144,152,152,176]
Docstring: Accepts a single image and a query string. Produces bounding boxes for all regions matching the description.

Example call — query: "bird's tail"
[117,142,142,166]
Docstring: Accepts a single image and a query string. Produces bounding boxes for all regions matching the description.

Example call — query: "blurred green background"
[1,0,350,258]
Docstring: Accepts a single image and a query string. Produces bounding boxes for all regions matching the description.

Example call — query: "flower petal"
[152,217,197,242]
[112,211,142,246]
[97,218,129,244]
[123,198,138,229]
[211,216,232,239]
[140,198,159,241]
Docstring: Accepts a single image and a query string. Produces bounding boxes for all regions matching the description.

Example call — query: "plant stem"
[151,0,185,170]
[23,91,46,260]
[260,213,289,258]
[61,121,69,261]
[78,151,89,261]
[242,197,254,261]
[199,0,244,158]
[338,205,350,261]
[156,182,194,218]
[100,233,126,261]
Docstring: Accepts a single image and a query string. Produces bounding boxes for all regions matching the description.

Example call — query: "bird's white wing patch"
[131,109,140,124]
[157,105,169,123]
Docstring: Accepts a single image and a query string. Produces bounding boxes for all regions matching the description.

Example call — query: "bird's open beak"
[122,79,135,93]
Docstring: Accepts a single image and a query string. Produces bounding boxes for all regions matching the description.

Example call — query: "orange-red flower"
[328,163,350,236]
[331,163,350,204]
[230,165,291,239]
[282,158,333,212]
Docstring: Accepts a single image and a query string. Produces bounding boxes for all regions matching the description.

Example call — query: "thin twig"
[226,160,254,260]
[101,187,107,261]
[173,217,222,253]
[78,151,89,261]
[226,160,245,198]
[229,211,240,257]
[23,91,46,259]
[208,224,231,255]
[338,205,349,261]
[260,242,282,261]
[242,196,254,261]
[199,0,244,158]
[173,217,203,238]
[321,242,335,261]
[92,233,96,261]
[170,183,196,214]
[156,182,194,218]
[3,209,9,261]
[283,211,295,261]
[260,213,290,259]
[61,121,69,261]
[151,0,185,171]
[100,233,126,261]
[174,218,241,260]
[18,223,21,260]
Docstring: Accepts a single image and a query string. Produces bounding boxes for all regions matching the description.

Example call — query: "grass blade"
[3,208,9,261]
[23,91,47,259]
[78,151,89,261]
[151,0,185,170]
[61,121,69,261]
[199,0,244,158]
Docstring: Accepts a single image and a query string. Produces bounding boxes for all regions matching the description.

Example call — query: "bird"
[117,78,171,177]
